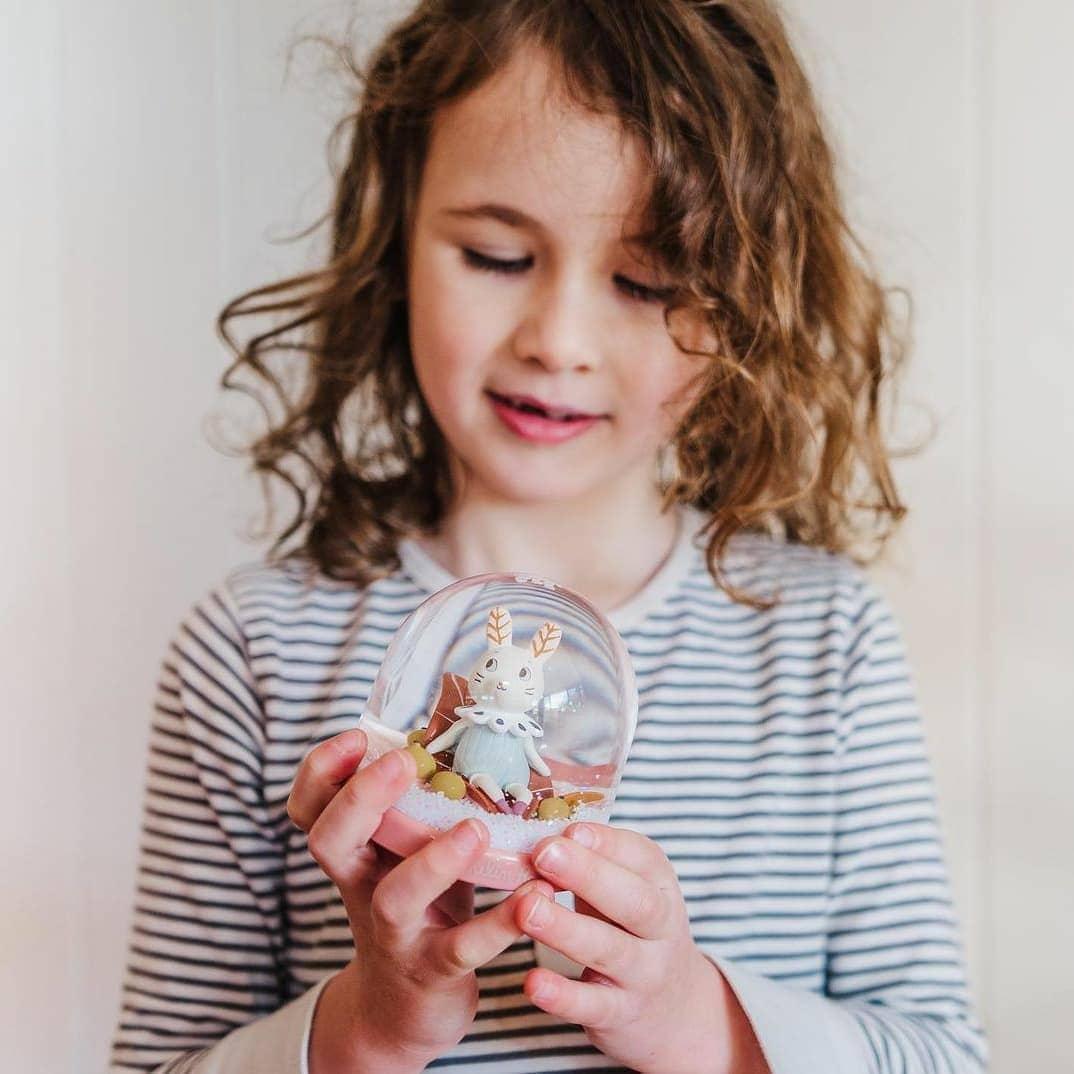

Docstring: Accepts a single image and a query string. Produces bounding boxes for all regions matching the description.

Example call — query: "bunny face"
[466,607,561,715]
[468,644,544,713]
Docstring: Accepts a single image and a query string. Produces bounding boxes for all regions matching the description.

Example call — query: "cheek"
[409,254,501,404]
[625,355,702,441]
[633,318,712,434]
[410,308,474,414]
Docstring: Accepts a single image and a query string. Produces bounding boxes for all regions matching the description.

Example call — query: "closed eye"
[463,249,528,274]
[461,248,673,304]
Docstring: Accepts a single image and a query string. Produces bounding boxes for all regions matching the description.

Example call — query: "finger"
[573,894,612,927]
[563,822,672,880]
[517,887,640,984]
[369,819,491,940]
[305,747,417,887]
[523,966,629,1030]
[287,729,367,831]
[428,879,554,977]
[428,878,476,928]
[364,846,476,928]
[530,834,671,940]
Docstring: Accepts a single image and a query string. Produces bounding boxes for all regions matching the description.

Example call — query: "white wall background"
[3,2,1071,1070]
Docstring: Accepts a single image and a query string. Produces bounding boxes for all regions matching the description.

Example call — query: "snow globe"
[356,572,638,889]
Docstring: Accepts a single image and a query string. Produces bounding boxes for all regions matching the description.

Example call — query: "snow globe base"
[371,807,540,890]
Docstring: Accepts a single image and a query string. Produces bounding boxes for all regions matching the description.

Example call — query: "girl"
[109,1,987,1071]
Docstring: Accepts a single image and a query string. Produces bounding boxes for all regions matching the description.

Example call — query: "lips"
[485,389,607,445]
[485,390,604,422]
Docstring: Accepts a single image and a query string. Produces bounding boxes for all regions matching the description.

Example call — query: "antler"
[530,621,562,660]
[486,606,512,646]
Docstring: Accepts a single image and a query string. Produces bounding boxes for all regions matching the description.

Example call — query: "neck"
[415,481,682,613]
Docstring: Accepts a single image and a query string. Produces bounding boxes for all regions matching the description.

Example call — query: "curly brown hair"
[217,0,907,600]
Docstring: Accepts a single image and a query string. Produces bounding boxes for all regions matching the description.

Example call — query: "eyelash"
[461,248,670,304]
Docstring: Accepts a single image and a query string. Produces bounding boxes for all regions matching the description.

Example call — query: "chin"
[466,462,600,506]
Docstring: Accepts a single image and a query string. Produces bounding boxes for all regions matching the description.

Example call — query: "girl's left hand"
[516,823,770,1074]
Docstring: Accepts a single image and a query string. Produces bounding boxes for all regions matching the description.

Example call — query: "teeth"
[506,396,554,418]
[497,392,587,422]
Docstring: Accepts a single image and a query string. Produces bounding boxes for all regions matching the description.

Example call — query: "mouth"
[485,390,606,423]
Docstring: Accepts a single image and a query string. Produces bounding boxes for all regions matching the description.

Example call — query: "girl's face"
[407,44,707,510]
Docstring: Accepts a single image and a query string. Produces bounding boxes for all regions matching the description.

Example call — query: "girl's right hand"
[287,729,553,1074]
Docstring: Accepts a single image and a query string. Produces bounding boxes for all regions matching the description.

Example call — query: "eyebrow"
[440,202,657,249]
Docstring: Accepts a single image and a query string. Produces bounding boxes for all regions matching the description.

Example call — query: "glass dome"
[357,571,637,889]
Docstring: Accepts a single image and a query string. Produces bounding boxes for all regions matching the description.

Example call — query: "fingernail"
[451,820,483,852]
[340,729,364,752]
[568,824,595,848]
[534,841,565,874]
[383,749,412,779]
[525,895,551,928]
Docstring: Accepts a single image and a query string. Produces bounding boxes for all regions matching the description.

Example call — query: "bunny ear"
[530,621,562,661]
[486,606,512,647]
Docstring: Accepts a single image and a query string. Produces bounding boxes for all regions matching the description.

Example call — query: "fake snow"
[394,780,610,853]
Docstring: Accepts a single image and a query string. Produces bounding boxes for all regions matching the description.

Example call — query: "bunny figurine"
[426,606,562,814]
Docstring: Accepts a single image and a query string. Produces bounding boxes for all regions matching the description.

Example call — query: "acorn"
[537,796,571,821]
[429,771,467,800]
[405,742,437,780]
[406,727,428,746]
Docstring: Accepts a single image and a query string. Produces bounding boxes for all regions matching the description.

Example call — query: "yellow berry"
[429,771,467,800]
[537,797,570,821]
[405,743,437,780]
[406,727,428,745]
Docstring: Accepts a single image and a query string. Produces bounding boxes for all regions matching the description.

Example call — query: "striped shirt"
[109,508,987,1072]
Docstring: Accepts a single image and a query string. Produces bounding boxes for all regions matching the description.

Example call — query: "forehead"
[420,45,651,245]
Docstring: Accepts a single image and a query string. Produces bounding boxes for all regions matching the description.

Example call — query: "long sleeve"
[108,583,328,1072]
[709,576,987,1073]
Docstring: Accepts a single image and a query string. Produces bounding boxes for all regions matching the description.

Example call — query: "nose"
[496,681,509,691]
[513,273,598,374]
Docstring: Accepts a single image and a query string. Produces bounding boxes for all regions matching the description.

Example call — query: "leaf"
[530,621,562,659]
[486,606,512,646]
